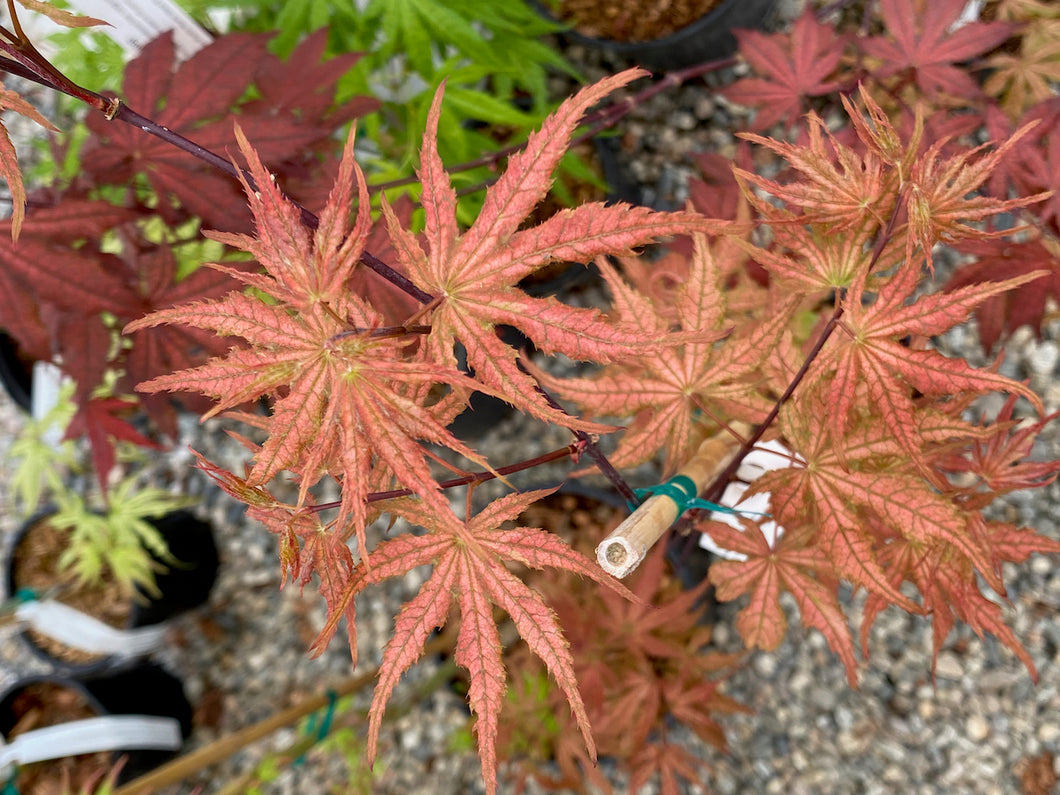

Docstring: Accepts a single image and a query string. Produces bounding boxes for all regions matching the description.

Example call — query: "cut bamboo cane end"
[598,535,638,578]
[595,424,750,579]
[596,494,676,578]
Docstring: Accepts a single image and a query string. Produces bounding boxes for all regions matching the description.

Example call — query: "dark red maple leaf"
[723,10,849,131]
[66,397,161,493]
[117,243,254,437]
[944,236,1060,352]
[860,0,1014,103]
[81,30,376,232]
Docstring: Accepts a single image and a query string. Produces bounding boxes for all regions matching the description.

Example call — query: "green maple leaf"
[382,67,724,430]
[309,488,637,795]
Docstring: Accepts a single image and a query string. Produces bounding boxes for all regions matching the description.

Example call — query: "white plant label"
[63,0,211,61]
[699,439,795,561]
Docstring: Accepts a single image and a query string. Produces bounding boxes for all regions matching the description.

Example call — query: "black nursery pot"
[537,0,778,72]
[4,509,220,674]
[0,663,192,786]
[0,331,33,412]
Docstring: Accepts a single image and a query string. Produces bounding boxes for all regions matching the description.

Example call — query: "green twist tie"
[2,770,18,795]
[633,475,769,518]
[294,689,338,766]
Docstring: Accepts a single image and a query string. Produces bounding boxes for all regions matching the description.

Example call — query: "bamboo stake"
[113,634,452,795]
[596,423,749,578]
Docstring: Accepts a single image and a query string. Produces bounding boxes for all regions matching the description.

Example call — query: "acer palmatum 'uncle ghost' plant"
[124,69,723,789]
[1,4,1059,793]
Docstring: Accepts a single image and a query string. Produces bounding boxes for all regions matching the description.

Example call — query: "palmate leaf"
[126,124,488,554]
[82,30,374,231]
[813,260,1046,471]
[860,0,1014,103]
[309,488,637,795]
[537,233,774,472]
[707,520,860,685]
[382,67,725,431]
[723,10,848,132]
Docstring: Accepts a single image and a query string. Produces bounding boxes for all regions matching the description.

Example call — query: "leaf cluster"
[0,27,373,477]
[188,0,578,222]
[499,496,747,794]
[722,0,1060,350]
[0,2,1057,793]
[9,382,191,598]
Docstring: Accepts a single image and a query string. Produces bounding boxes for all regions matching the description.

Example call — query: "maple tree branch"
[0,16,434,308]
[367,55,739,196]
[523,360,638,504]
[307,443,583,509]
[106,103,436,305]
[702,195,909,506]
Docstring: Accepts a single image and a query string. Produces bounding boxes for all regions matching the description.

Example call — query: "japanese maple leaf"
[813,260,1046,471]
[735,106,895,233]
[931,394,1060,509]
[0,81,58,241]
[862,517,1060,682]
[984,23,1060,120]
[754,395,1011,616]
[65,397,160,493]
[381,68,723,431]
[903,122,1048,266]
[944,236,1060,352]
[118,244,255,437]
[536,233,775,472]
[860,0,1014,103]
[723,10,848,131]
[82,31,373,232]
[706,520,860,685]
[126,125,488,553]
[308,488,637,795]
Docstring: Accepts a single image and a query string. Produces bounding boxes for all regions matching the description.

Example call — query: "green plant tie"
[632,475,769,518]
[2,769,18,795]
[294,689,338,766]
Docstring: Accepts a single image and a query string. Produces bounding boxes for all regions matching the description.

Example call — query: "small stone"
[753,652,778,679]
[1037,722,1060,745]
[712,622,731,646]
[673,110,696,131]
[1032,555,1052,576]
[694,95,716,120]
[1027,340,1059,375]
[935,650,964,680]
[917,700,936,721]
[966,714,990,742]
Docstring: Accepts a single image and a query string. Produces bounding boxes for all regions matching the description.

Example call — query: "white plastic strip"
[698,439,795,561]
[15,599,166,656]
[0,714,181,777]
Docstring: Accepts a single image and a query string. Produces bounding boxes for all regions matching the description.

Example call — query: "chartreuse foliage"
[9,382,190,598]
[185,0,577,221]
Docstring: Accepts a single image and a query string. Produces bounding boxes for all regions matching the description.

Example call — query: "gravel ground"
[2,1,1060,793]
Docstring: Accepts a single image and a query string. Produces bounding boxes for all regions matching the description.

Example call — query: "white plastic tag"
[15,599,167,656]
[0,715,181,778]
[698,439,794,561]
[63,0,212,61]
